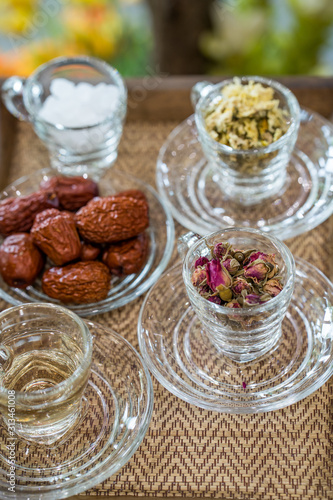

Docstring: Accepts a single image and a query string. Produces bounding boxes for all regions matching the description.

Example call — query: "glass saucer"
[0,321,153,499]
[138,259,333,414]
[156,109,333,239]
[0,167,174,316]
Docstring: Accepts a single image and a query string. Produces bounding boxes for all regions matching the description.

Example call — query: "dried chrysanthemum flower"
[204,79,289,150]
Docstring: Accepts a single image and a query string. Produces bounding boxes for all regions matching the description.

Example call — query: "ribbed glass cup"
[192,76,301,205]
[0,303,92,445]
[182,228,295,363]
[2,56,127,178]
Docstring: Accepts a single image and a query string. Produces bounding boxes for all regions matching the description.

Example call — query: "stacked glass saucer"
[140,79,333,414]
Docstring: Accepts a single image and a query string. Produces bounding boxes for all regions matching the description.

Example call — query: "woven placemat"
[1,120,333,500]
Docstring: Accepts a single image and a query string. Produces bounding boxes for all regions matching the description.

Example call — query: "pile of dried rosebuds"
[191,241,284,308]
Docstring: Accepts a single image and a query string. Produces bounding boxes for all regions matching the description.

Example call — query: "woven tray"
[0,77,332,500]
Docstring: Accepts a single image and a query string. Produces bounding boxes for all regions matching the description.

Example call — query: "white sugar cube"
[38,77,122,151]
[50,78,75,99]
[76,82,95,103]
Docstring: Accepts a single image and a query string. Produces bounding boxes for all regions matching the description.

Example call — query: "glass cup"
[2,56,127,178]
[179,228,295,363]
[0,303,92,445]
[191,76,301,205]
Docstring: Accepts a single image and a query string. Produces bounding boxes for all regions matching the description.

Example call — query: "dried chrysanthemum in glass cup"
[204,79,289,150]
[191,76,300,205]
[180,228,295,363]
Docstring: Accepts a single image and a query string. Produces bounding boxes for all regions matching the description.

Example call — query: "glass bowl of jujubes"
[0,168,173,316]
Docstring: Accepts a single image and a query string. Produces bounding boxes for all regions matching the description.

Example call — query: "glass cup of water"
[0,303,92,445]
[2,56,127,178]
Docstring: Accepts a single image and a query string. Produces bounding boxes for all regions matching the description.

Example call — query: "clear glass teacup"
[2,55,127,178]
[0,303,92,445]
[191,76,301,205]
[179,228,295,363]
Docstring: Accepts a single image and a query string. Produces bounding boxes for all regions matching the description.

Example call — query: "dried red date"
[40,176,99,211]
[80,242,101,261]
[75,195,149,244]
[0,233,44,288]
[31,209,81,265]
[0,191,59,236]
[114,189,147,203]
[34,208,75,225]
[103,233,149,275]
[42,261,110,303]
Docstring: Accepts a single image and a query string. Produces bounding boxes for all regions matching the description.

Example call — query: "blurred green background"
[0,0,332,77]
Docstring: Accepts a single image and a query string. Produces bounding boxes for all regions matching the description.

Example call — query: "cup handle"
[0,345,12,372]
[2,76,30,121]
[177,232,202,260]
[190,81,214,109]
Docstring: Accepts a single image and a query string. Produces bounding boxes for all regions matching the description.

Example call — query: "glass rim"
[23,55,127,131]
[183,227,295,315]
[0,302,93,401]
[195,75,301,155]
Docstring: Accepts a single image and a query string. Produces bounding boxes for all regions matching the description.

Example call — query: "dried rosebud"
[245,251,277,278]
[233,250,245,263]
[222,258,240,275]
[232,277,253,295]
[199,284,211,297]
[191,267,206,287]
[213,242,230,259]
[263,279,283,297]
[192,240,284,309]
[245,251,271,265]
[195,256,209,268]
[244,260,270,284]
[243,294,270,306]
[208,295,222,305]
[216,284,233,302]
[206,258,232,292]
[226,300,241,309]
